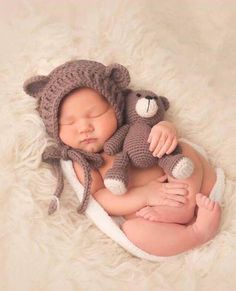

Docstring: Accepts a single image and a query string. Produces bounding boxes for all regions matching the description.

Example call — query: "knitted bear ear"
[23,75,50,98]
[160,96,170,111]
[105,63,130,89]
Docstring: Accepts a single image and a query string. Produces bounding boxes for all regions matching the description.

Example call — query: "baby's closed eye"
[59,118,75,125]
[88,105,110,118]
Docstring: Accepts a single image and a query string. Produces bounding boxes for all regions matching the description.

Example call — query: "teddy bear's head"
[124,89,170,126]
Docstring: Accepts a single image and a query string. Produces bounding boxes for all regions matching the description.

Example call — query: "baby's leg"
[137,142,216,224]
[122,194,221,256]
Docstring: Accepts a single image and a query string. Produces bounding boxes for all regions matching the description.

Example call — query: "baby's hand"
[148,121,178,158]
[144,175,188,207]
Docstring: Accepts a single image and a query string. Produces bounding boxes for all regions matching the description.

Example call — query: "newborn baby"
[59,87,221,257]
[24,60,221,257]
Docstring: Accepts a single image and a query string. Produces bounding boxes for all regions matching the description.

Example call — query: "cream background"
[0,0,236,290]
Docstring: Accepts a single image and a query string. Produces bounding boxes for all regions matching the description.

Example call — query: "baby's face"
[59,87,117,153]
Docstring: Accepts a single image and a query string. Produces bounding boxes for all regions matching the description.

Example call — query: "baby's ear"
[160,96,170,111]
[23,75,49,98]
[105,63,130,89]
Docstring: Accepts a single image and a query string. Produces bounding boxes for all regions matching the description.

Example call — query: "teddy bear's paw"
[104,178,127,195]
[172,157,194,179]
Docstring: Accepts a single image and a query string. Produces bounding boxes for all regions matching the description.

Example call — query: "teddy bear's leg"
[158,145,194,179]
[104,152,130,195]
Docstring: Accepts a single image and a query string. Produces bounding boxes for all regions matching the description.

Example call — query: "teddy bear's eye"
[136,93,141,97]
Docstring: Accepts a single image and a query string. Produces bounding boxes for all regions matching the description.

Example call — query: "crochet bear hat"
[23,59,130,215]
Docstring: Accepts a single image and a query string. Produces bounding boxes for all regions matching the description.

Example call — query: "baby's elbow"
[92,188,124,216]
[92,188,113,215]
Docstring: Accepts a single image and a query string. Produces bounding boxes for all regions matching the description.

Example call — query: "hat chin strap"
[42,144,104,215]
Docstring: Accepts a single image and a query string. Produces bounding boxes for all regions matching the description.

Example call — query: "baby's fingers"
[152,134,167,156]
[165,194,187,204]
[166,138,178,154]
[148,132,161,151]
[164,182,188,190]
[164,199,184,207]
[165,188,188,196]
[155,136,173,158]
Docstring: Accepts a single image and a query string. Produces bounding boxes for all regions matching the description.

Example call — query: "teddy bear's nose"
[145,96,157,100]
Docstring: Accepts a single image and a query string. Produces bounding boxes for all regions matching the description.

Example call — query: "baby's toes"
[207,200,215,210]
[213,201,221,212]
[196,193,217,211]
[143,210,155,220]
[203,196,214,209]
[136,206,150,216]
[148,217,157,222]
[146,210,161,221]
[143,213,151,219]
[196,193,206,206]
[148,215,159,222]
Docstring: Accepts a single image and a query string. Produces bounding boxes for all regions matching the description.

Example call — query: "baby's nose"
[79,127,92,134]
[79,126,93,134]
[76,119,93,134]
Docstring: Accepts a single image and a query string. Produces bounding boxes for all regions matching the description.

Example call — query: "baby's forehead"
[66,87,107,102]
[59,87,109,115]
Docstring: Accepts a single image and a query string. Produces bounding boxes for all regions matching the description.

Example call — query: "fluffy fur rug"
[0,0,236,290]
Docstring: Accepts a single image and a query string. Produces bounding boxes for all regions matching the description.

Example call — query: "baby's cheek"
[58,127,65,141]
[59,127,74,144]
[107,115,117,135]
[105,124,116,140]
[95,112,117,141]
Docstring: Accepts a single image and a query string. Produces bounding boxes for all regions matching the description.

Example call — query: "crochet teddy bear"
[103,89,194,195]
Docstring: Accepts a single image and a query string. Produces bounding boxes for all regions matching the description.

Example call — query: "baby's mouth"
[81,138,97,144]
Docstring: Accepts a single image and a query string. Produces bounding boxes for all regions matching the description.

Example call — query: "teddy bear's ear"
[160,96,170,111]
[23,75,50,98]
[105,63,130,89]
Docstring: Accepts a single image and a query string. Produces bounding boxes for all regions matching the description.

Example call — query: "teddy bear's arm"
[104,124,130,155]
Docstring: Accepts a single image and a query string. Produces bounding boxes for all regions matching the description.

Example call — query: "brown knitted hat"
[23,59,131,215]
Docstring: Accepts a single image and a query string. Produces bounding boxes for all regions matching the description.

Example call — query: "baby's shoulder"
[72,161,104,194]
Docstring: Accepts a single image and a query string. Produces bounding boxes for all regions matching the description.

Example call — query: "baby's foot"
[190,193,221,244]
[136,206,161,221]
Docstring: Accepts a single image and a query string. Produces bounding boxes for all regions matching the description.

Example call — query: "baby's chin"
[79,143,103,153]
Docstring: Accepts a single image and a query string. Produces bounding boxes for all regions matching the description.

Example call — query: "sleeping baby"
[23,59,221,257]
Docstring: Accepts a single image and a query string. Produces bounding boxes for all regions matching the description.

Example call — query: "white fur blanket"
[1,1,236,290]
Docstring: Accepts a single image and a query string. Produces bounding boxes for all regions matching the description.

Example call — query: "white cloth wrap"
[60,139,225,261]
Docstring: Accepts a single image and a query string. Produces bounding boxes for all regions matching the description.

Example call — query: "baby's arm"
[74,161,147,215]
[93,179,188,216]
[73,161,188,216]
